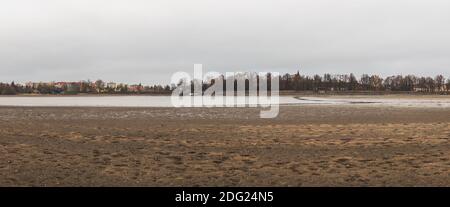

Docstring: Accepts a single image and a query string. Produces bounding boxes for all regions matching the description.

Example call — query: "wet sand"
[0,105,449,186]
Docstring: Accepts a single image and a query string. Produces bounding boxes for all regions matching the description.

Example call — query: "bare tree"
[435,75,445,92]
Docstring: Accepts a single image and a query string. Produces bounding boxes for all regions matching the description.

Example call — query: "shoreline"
[1,105,449,186]
[0,95,449,108]
[1,91,450,97]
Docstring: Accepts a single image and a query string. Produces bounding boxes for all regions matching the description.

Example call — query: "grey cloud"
[1,0,449,84]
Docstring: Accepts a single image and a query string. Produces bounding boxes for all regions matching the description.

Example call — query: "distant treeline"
[0,80,172,95]
[277,72,450,93]
[193,72,450,94]
[1,72,450,95]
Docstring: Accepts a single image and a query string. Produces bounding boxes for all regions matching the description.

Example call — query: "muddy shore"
[0,105,449,186]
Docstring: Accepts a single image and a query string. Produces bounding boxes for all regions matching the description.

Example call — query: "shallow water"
[297,97,450,108]
[0,96,448,107]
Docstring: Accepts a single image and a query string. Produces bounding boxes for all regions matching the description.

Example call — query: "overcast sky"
[1,0,449,84]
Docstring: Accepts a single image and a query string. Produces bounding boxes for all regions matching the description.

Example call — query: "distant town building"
[128,84,143,93]
[107,82,117,89]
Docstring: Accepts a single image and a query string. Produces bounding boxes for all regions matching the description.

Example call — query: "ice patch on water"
[0,96,448,108]
[294,97,450,108]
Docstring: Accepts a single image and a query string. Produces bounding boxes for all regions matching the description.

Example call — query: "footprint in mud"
[111,152,126,158]
[334,157,356,169]
[167,155,183,165]
[92,149,101,157]
[213,155,231,165]
[335,158,350,164]
[113,163,128,167]
[287,163,303,174]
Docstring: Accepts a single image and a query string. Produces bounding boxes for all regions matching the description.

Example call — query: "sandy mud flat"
[0,105,449,186]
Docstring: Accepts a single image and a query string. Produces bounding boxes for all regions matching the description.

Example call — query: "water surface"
[0,96,448,107]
